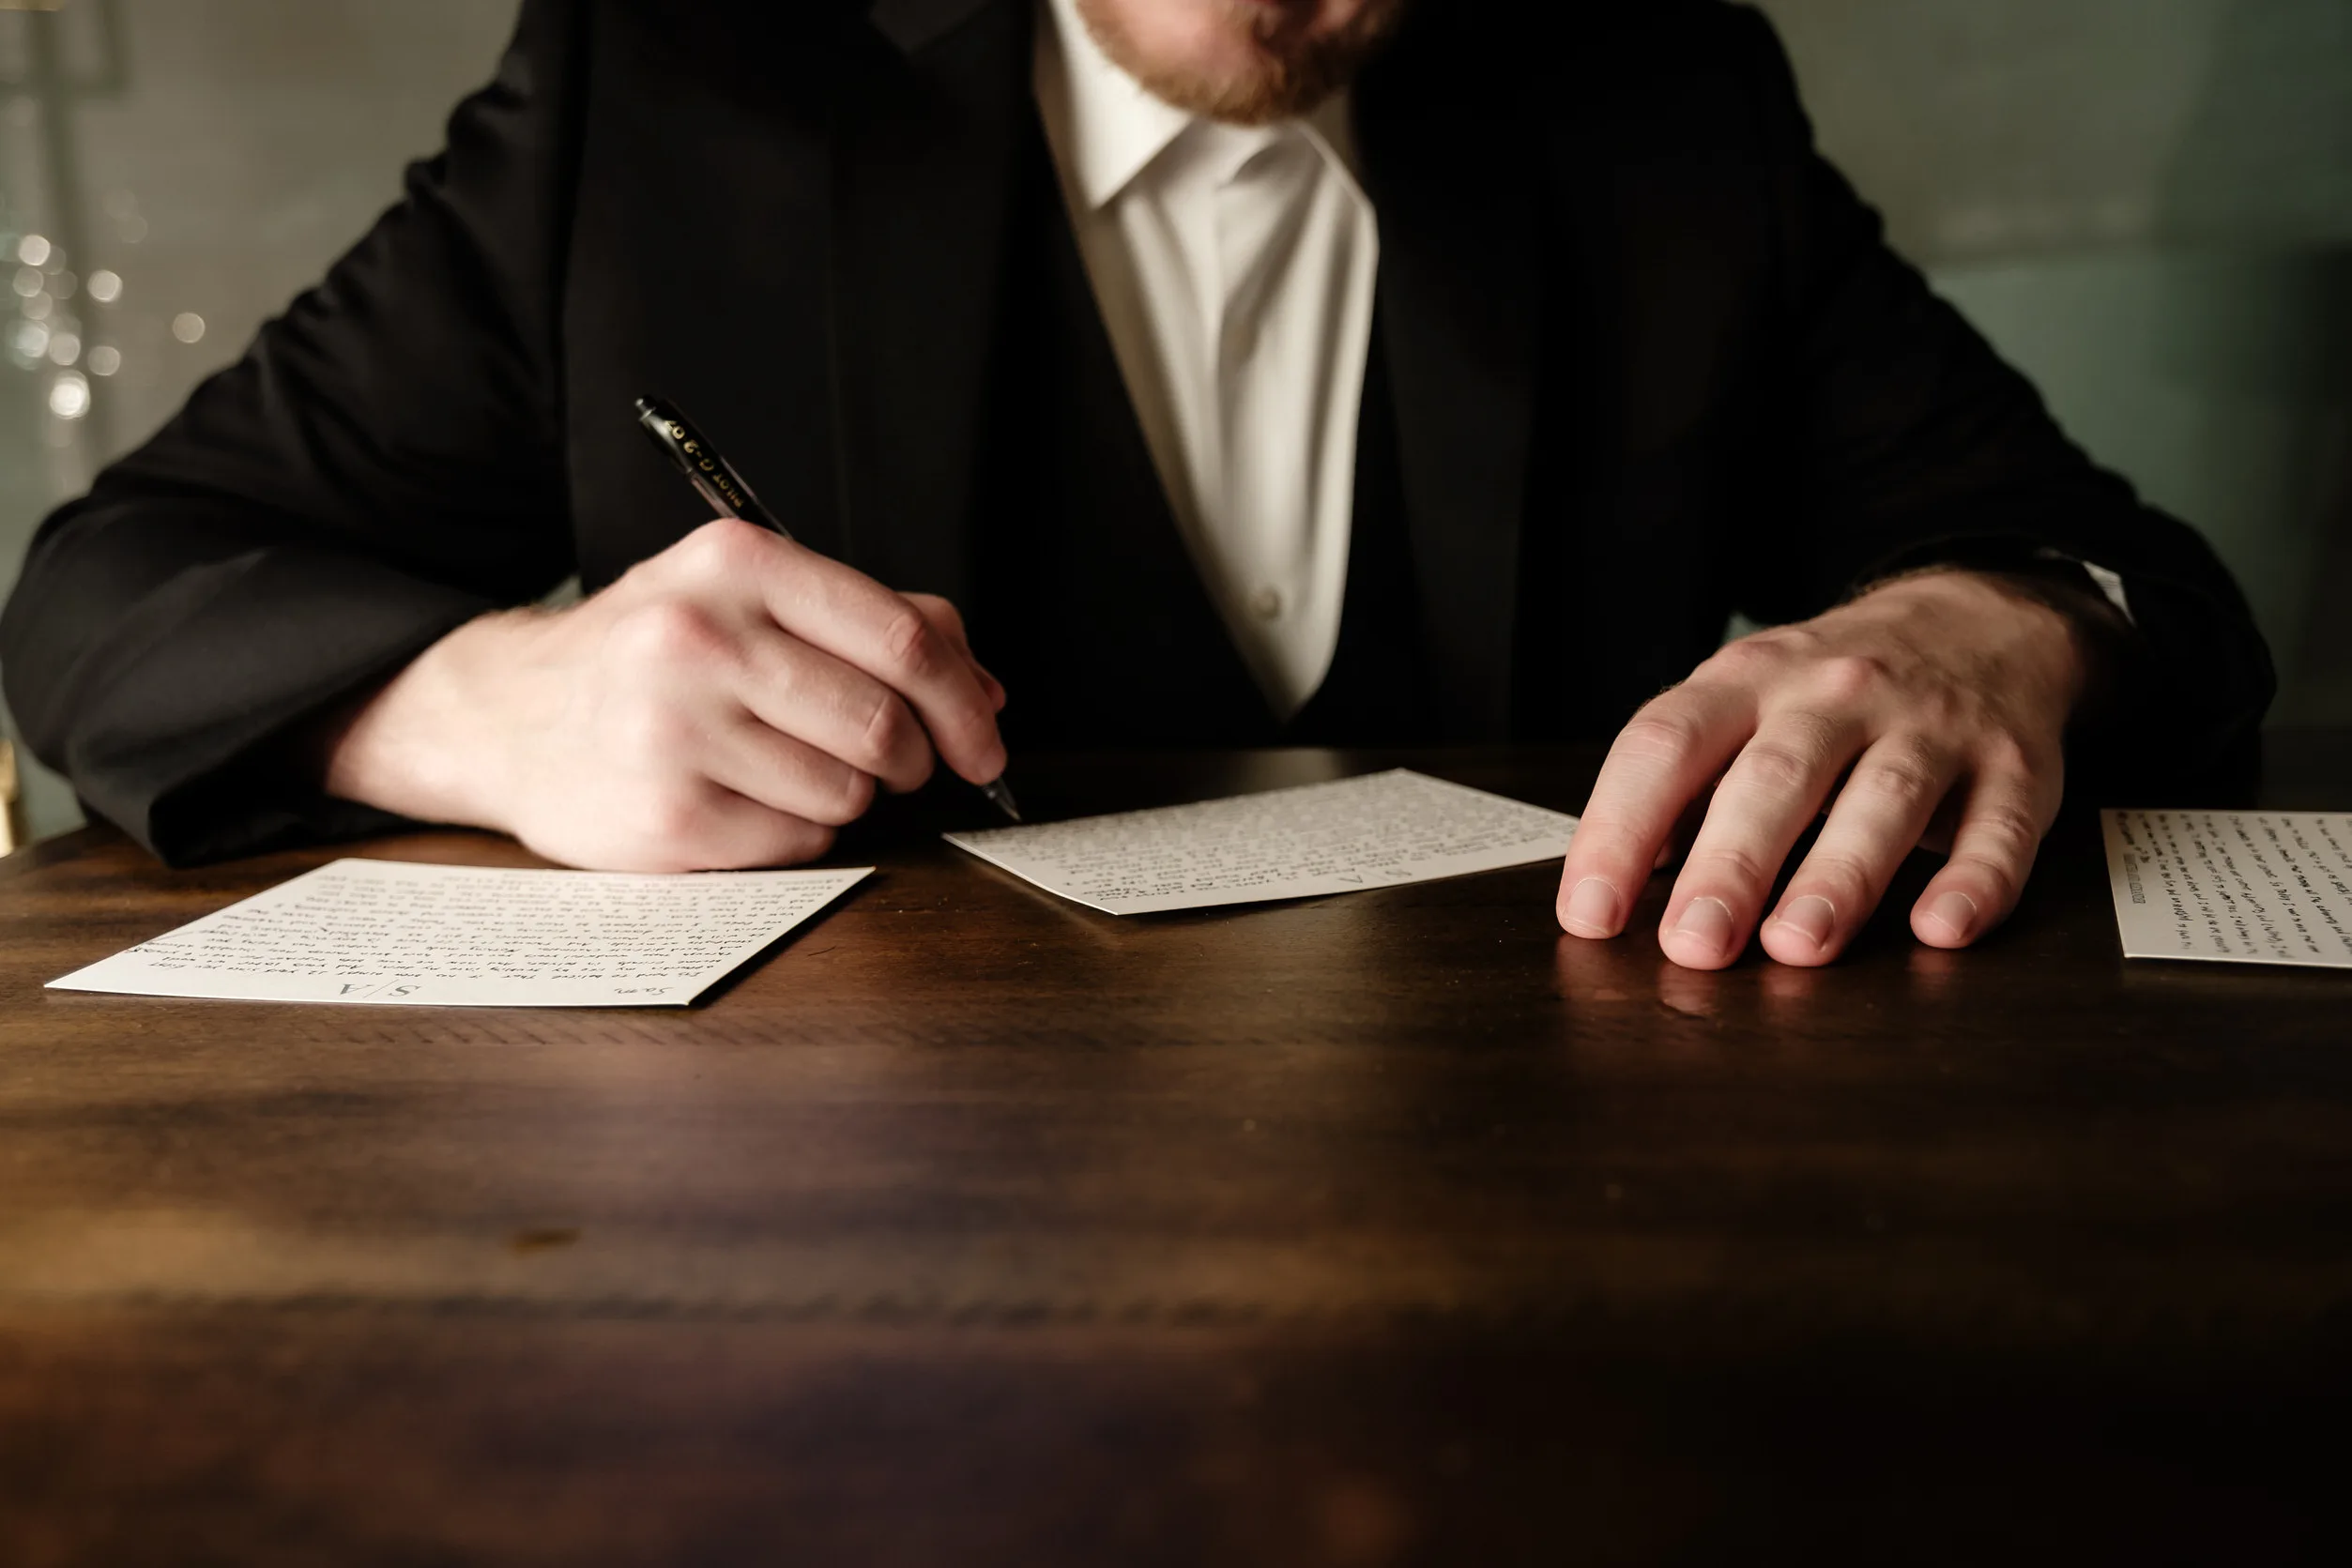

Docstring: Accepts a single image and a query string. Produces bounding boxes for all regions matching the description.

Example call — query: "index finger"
[756,542,1008,786]
[1557,682,1756,938]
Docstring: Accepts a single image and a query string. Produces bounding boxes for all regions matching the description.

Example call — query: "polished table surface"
[5,739,2350,1564]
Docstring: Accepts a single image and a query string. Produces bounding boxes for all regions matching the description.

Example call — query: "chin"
[1078,0,1406,125]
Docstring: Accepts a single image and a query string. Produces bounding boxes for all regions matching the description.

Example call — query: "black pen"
[634,395,1020,823]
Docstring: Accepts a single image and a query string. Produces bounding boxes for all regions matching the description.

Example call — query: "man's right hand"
[320,518,1008,872]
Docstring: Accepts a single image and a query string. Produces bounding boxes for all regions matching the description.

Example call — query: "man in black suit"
[0,0,2272,969]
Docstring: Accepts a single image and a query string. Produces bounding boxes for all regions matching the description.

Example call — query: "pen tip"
[985,778,1021,823]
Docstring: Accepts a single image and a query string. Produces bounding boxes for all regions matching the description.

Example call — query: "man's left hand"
[1556,569,2100,969]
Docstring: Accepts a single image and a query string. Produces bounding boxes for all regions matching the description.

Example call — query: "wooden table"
[5,739,2349,1565]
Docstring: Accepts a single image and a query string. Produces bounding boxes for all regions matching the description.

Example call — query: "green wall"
[1763,0,2352,719]
[1932,251,2352,722]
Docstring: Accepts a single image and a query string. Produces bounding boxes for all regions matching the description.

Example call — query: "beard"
[1075,0,1409,126]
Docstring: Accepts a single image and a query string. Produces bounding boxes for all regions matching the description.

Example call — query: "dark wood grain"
[5,739,2350,1565]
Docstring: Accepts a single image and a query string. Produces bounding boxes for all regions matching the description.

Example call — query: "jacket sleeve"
[0,0,585,864]
[1725,6,2276,759]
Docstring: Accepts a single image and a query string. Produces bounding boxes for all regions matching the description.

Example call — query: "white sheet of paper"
[48,858,873,1007]
[945,768,1578,915]
[2102,809,2352,967]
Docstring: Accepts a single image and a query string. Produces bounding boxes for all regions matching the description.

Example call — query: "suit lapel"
[827,0,1028,601]
[1354,31,1540,740]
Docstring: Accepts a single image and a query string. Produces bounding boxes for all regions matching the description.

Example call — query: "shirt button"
[1250,586,1283,620]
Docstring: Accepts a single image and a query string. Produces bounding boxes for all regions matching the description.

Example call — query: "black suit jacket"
[0,0,2274,862]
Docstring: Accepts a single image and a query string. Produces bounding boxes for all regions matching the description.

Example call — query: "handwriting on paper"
[49,859,872,1007]
[946,769,1578,915]
[2102,809,2352,967]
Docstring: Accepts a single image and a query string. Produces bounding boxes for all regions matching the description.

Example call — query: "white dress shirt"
[1033,0,1381,718]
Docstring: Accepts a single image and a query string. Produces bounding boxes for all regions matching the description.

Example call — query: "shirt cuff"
[2034,547,2135,627]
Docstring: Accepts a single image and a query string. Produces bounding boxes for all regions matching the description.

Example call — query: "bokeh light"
[48,372,90,420]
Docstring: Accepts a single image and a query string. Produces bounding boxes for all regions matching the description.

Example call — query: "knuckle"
[1857,742,1946,810]
[878,603,944,682]
[1691,842,1775,893]
[1567,819,1653,872]
[1949,853,2022,905]
[904,592,963,637]
[680,515,769,576]
[854,688,920,771]
[1810,652,1893,708]
[1796,849,1875,904]
[609,553,665,600]
[614,599,726,669]
[1734,738,1818,798]
[1962,801,2045,871]
[1614,708,1704,769]
[1701,635,1776,683]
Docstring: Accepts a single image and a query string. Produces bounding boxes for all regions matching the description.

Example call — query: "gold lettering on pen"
[660,418,753,516]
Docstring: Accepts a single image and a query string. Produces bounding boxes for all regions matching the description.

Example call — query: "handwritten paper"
[49,858,872,1006]
[945,769,1578,915]
[2102,809,2352,967]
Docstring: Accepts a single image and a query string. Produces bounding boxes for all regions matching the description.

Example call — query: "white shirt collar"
[1039,0,1193,210]
[1037,0,1364,213]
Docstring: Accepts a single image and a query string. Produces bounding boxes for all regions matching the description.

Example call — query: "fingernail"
[1924,889,1978,941]
[1771,894,1836,951]
[1669,896,1733,963]
[1563,876,1620,936]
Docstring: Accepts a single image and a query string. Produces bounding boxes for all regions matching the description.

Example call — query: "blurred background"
[0,0,2346,843]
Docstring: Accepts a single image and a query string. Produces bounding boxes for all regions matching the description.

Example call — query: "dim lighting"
[86,269,121,303]
[17,234,51,267]
[48,373,90,420]
[87,345,120,376]
[172,312,206,343]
